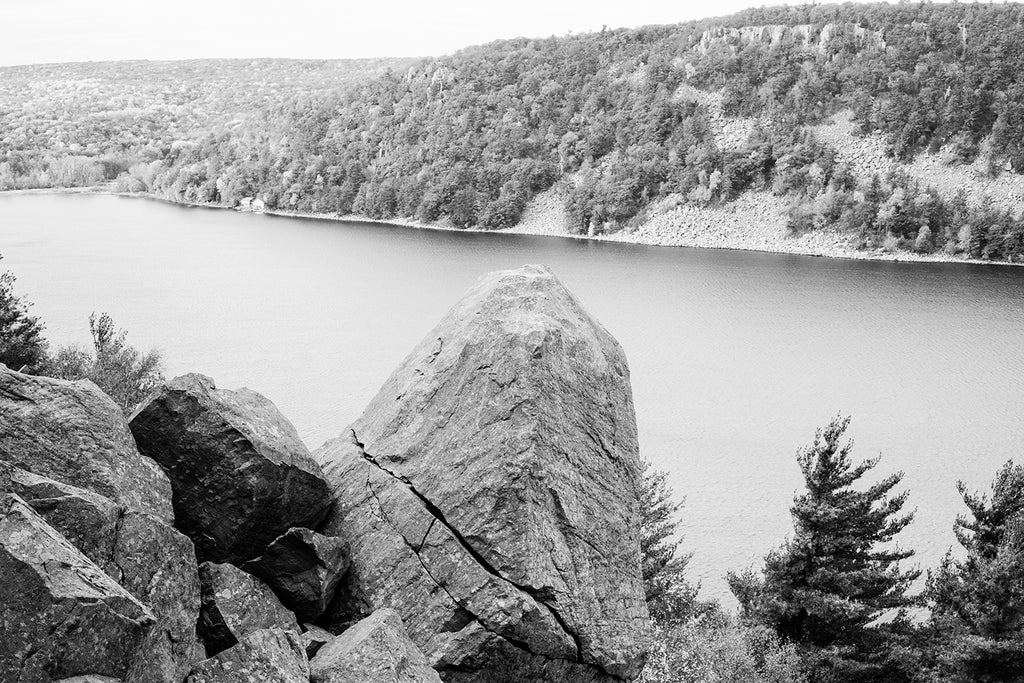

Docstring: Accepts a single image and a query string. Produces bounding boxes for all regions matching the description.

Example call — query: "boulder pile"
[0,264,651,682]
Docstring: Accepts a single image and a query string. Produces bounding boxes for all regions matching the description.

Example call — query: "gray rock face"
[185,628,309,683]
[243,527,348,623]
[197,562,300,656]
[0,458,12,492]
[315,265,650,681]
[11,467,122,562]
[10,467,202,682]
[116,511,202,682]
[0,365,173,523]
[299,624,335,659]
[0,494,156,681]
[310,609,441,683]
[128,374,331,564]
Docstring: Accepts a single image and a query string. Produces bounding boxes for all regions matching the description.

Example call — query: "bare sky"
[2,0,872,66]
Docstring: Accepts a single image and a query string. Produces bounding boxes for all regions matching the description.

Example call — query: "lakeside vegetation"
[640,416,1024,683]
[3,4,1024,261]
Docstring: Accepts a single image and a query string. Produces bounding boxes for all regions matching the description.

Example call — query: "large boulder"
[0,493,157,681]
[115,511,203,681]
[0,365,173,523]
[315,265,650,682]
[310,609,441,683]
[10,467,202,681]
[128,374,331,564]
[185,628,309,683]
[242,527,348,622]
[198,562,300,656]
[316,435,582,681]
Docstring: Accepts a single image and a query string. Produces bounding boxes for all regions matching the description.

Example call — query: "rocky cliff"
[0,264,651,682]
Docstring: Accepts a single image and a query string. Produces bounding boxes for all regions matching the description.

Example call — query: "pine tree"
[639,460,698,624]
[925,461,1024,682]
[0,259,48,373]
[728,416,920,682]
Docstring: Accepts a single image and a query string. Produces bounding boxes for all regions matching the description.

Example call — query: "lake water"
[3,192,1024,600]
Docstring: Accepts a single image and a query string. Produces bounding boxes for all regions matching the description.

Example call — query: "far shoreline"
[3,186,1021,268]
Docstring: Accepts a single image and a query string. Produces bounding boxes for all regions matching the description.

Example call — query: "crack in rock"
[350,429,621,681]
[362,468,541,659]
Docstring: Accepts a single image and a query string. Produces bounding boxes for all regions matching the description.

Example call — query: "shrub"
[45,312,163,413]
[640,608,808,683]
[0,258,48,373]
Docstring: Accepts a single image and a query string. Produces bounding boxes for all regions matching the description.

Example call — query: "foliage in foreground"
[641,609,808,683]
[0,256,165,412]
[0,258,48,372]
[642,461,699,623]
[639,417,1024,683]
[923,461,1024,682]
[728,416,920,682]
[639,462,807,682]
[45,312,164,413]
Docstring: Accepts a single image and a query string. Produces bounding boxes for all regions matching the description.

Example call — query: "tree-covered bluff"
[3,3,1024,261]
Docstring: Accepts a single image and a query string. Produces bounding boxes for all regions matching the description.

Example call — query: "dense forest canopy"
[0,58,412,189]
[3,3,1024,260]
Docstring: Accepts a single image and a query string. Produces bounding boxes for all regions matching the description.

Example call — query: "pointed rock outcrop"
[198,561,300,656]
[0,494,158,681]
[0,365,173,523]
[128,374,331,564]
[315,265,650,681]
[243,527,348,623]
[310,609,441,683]
[185,628,309,683]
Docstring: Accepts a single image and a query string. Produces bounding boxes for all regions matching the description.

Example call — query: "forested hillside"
[0,58,410,189]
[3,3,1024,261]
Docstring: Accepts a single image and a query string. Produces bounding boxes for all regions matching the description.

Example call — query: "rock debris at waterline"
[0,263,651,682]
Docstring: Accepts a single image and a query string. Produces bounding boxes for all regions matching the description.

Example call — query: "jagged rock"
[185,628,309,683]
[10,467,202,681]
[128,373,331,564]
[309,609,441,683]
[116,511,202,681]
[299,624,335,658]
[0,365,173,523]
[10,466,121,562]
[198,562,300,656]
[243,527,348,622]
[55,677,123,683]
[0,493,157,681]
[316,434,581,681]
[315,265,650,682]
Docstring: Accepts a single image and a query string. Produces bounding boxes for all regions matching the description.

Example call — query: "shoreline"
[3,186,1020,267]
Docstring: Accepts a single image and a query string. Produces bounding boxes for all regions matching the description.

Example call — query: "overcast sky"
[2,0,875,67]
